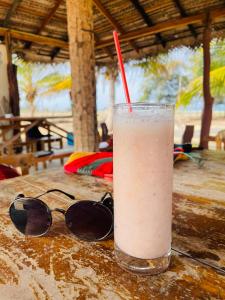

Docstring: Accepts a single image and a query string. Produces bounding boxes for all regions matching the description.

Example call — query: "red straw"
[113,31,132,112]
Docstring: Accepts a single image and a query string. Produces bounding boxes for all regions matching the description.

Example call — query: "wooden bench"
[33,150,73,170]
[0,117,73,158]
[26,135,63,152]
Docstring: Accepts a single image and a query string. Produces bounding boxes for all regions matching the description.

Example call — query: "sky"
[19,60,146,112]
[18,46,225,113]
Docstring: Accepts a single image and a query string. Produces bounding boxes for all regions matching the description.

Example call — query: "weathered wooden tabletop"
[0,150,224,299]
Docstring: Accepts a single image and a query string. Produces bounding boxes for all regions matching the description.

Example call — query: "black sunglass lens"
[9,198,51,236]
[65,201,113,241]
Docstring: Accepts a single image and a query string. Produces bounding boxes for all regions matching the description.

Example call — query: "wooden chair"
[0,153,34,175]
[182,125,194,144]
[215,130,225,150]
[99,123,113,152]
[101,123,109,142]
[33,150,73,170]
[26,125,63,152]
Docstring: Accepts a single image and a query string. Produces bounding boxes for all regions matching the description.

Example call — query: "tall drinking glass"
[113,103,174,275]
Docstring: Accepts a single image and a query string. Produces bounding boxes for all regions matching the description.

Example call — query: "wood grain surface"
[0,150,224,299]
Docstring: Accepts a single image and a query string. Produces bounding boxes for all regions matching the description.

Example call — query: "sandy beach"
[23,109,225,150]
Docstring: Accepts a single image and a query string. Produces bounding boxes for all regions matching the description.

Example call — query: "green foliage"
[36,73,65,87]
[136,52,189,103]
[16,60,68,113]
[177,40,225,106]
[41,76,71,95]
[176,77,202,107]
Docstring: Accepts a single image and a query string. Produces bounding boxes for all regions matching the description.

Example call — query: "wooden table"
[0,151,224,299]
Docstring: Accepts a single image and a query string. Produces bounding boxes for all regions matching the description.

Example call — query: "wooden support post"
[5,32,20,116]
[199,15,213,149]
[66,0,97,151]
[0,44,10,116]
[5,32,12,64]
[106,65,118,133]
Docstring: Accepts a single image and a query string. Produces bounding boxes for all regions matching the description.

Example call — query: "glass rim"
[114,103,175,110]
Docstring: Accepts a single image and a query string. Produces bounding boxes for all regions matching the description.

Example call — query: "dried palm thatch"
[0,0,224,64]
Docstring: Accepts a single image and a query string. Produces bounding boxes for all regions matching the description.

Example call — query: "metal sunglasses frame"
[9,190,225,275]
[9,189,114,240]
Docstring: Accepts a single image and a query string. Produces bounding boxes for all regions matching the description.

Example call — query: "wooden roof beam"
[0,27,69,49]
[49,34,114,62]
[0,6,224,53]
[0,1,67,23]
[93,0,138,53]
[94,34,114,61]
[3,0,23,27]
[50,47,61,60]
[37,0,64,34]
[96,6,225,49]
[25,0,63,49]
[130,0,166,48]
[173,0,198,38]
[93,0,123,32]
[50,1,114,61]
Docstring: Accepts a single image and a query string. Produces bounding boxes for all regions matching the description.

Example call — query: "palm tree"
[42,75,71,95]
[176,40,225,148]
[16,60,66,116]
[136,52,189,103]
[176,66,225,107]
[44,65,118,133]
[177,40,225,106]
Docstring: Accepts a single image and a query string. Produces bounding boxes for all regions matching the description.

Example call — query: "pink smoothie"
[113,105,174,259]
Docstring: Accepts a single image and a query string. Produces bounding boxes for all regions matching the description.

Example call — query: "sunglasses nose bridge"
[52,208,66,215]
[15,194,25,200]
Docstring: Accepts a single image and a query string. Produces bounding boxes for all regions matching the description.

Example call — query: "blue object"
[67,132,74,146]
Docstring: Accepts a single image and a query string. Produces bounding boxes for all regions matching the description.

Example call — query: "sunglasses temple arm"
[100,192,113,203]
[34,189,75,200]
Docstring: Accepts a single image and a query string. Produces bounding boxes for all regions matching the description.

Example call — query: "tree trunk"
[106,69,117,133]
[66,0,97,151]
[30,103,36,117]
[199,19,213,149]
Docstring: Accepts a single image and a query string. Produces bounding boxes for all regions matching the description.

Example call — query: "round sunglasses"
[9,189,113,242]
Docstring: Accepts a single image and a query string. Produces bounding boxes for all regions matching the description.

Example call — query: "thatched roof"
[0,0,225,64]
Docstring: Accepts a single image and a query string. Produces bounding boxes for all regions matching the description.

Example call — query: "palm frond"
[36,73,67,88]
[177,65,225,106]
[210,66,225,97]
[40,76,71,96]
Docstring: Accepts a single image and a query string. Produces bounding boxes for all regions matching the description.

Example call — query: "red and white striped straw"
[113,31,132,112]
